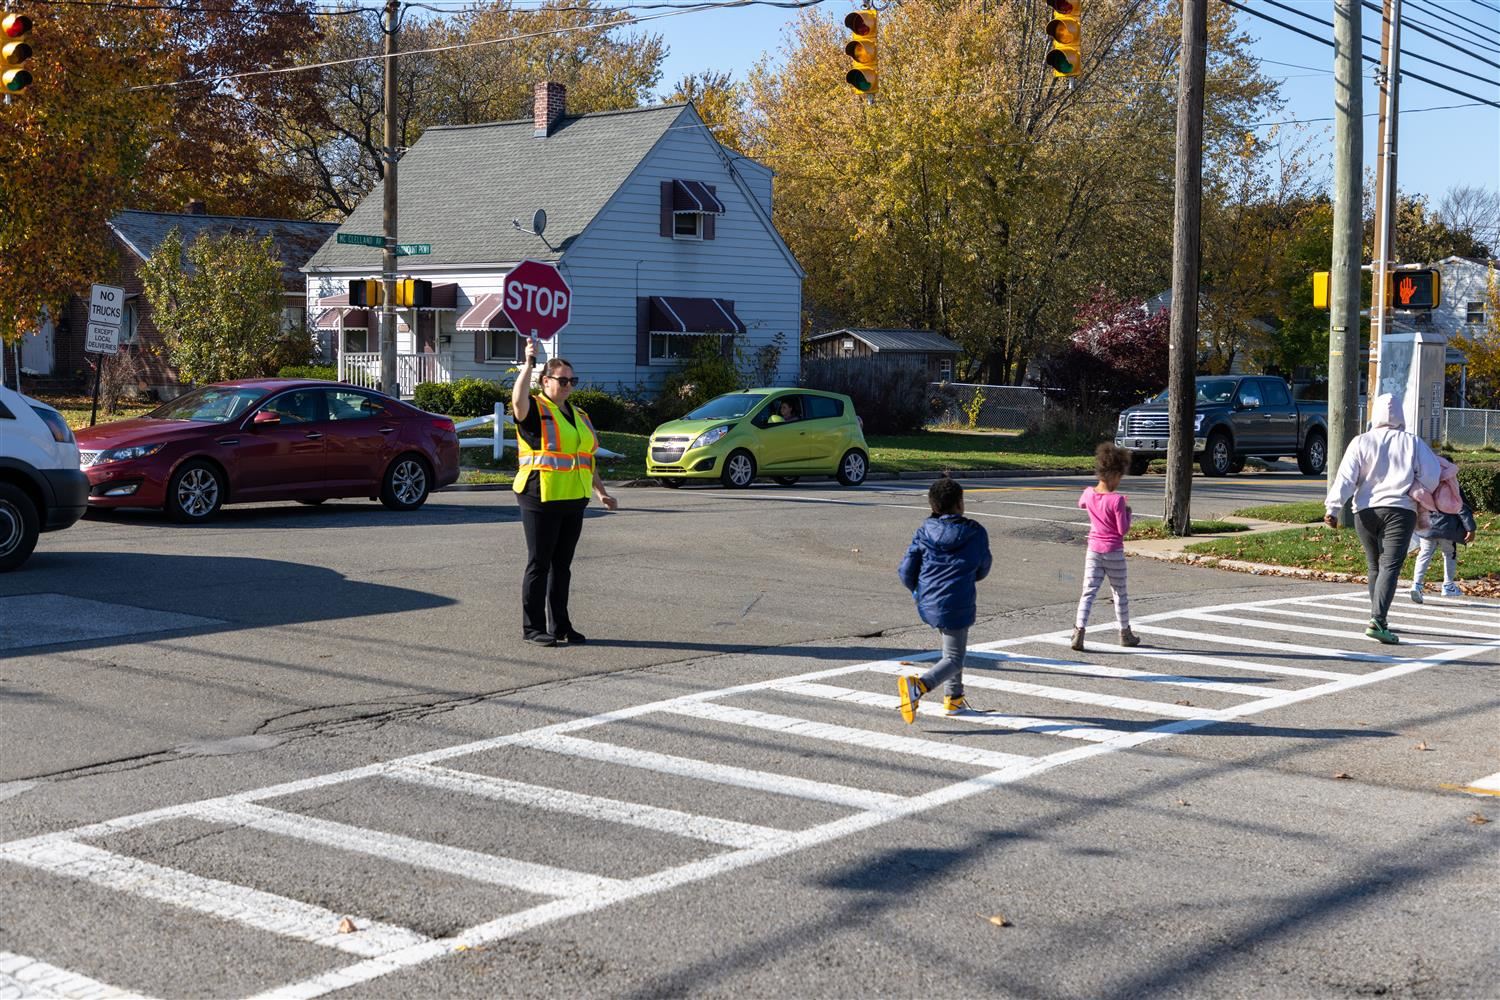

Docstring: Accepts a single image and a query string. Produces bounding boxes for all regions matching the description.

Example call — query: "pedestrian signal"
[1389,269,1440,310]
[1045,0,1081,78]
[2,12,33,93]
[844,9,877,94]
[349,279,382,307]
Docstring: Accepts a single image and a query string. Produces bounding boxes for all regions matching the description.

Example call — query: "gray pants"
[1413,537,1458,587]
[1076,549,1130,629]
[919,627,968,698]
[1354,506,1417,624]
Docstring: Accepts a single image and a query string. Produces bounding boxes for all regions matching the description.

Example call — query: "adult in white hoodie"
[1324,393,1440,642]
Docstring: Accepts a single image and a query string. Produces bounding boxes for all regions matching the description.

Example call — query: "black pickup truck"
[1115,375,1328,477]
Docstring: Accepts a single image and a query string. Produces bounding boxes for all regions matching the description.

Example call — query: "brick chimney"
[533,81,566,138]
[184,199,207,215]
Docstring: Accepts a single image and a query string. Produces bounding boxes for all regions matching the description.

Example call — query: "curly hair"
[929,475,964,515]
[1095,443,1131,480]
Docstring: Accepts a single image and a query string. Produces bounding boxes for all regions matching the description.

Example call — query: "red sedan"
[75,379,460,522]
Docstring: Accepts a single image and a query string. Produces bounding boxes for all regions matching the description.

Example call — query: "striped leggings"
[1076,549,1130,629]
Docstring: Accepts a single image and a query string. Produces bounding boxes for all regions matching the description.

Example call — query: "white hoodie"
[1325,394,1440,515]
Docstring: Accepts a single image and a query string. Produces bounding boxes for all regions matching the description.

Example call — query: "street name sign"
[337,233,386,248]
[501,259,572,341]
[394,243,432,257]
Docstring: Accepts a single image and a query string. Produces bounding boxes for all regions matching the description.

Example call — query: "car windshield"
[683,393,764,421]
[1151,379,1240,405]
[145,386,270,423]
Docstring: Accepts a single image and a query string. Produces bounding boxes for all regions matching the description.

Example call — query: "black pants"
[521,502,585,637]
[1354,506,1417,625]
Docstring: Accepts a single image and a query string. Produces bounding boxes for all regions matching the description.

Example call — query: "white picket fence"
[453,402,622,463]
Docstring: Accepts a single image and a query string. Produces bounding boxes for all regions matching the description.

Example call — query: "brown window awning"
[314,308,368,331]
[648,296,745,335]
[456,292,511,331]
[672,179,726,216]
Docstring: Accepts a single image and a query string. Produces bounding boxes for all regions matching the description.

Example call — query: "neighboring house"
[803,328,963,381]
[29,204,336,396]
[304,83,804,398]
[1431,256,1495,342]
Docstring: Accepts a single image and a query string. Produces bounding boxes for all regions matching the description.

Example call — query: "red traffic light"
[2,13,31,38]
[1046,0,1077,12]
[844,10,875,34]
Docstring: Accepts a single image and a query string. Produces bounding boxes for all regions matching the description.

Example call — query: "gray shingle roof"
[109,211,339,290]
[810,328,962,353]
[305,104,688,272]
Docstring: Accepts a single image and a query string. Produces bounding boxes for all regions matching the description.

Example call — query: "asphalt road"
[2,474,1496,999]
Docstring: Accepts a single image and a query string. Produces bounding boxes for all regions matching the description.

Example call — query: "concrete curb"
[1125,518,1371,584]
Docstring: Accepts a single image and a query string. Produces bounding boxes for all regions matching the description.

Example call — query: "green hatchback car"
[648,388,870,488]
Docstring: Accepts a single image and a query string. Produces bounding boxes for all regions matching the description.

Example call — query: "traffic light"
[844,9,877,95]
[1389,269,1441,310]
[1044,0,1081,78]
[395,278,431,308]
[349,279,382,307]
[2,12,33,93]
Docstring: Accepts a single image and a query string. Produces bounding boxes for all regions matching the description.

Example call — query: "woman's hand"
[1323,514,1339,529]
[597,490,618,511]
[511,335,537,422]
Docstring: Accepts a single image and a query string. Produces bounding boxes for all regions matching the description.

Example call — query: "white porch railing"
[338,351,452,398]
[455,401,624,463]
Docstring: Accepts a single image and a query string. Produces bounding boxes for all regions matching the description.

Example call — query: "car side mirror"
[252,411,281,426]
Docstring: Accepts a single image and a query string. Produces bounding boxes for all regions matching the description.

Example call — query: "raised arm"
[511,335,536,423]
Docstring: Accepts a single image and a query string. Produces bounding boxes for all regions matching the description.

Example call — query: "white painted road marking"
[0,950,145,1000]
[3,589,1494,999]
[964,649,1289,698]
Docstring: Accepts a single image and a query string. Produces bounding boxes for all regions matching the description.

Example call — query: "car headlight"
[97,442,166,463]
[1193,414,1204,432]
[689,425,732,450]
[1116,414,1126,433]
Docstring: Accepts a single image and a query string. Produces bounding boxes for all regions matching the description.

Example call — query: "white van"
[0,384,89,570]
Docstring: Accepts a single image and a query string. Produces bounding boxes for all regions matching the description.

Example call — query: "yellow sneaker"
[943,696,984,715]
[897,676,927,724]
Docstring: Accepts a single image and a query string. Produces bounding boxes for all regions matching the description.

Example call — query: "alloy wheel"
[727,454,754,487]
[841,451,867,485]
[176,468,220,518]
[0,499,22,557]
[392,460,427,505]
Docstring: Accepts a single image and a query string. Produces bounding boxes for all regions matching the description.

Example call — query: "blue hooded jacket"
[897,514,992,629]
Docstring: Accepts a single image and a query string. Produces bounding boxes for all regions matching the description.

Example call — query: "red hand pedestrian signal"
[1398,276,1415,305]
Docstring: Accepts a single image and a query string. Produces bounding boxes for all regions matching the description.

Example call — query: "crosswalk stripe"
[508,732,904,811]
[0,950,146,1000]
[963,649,1289,697]
[1,841,427,958]
[1184,611,1460,649]
[1252,603,1500,642]
[387,764,781,849]
[772,681,1130,742]
[194,801,621,899]
[1318,591,1500,624]
[661,700,1035,770]
[861,662,1223,719]
[1130,623,1404,663]
[1027,635,1353,680]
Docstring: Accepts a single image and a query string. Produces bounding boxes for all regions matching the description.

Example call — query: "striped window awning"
[672,179,726,216]
[456,292,512,331]
[648,296,745,335]
[314,308,368,331]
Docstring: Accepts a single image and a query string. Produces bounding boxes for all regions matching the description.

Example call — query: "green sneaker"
[1365,620,1399,645]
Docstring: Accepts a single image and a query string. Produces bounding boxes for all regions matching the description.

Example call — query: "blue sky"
[645,1,1500,210]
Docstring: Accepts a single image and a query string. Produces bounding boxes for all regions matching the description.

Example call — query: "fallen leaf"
[1412,741,1433,751]
[1468,813,1491,825]
[1175,798,1190,807]
[987,914,1012,927]
[337,917,357,934]
[1174,699,1192,706]
[850,548,860,554]
[1333,772,1352,780]
[899,661,916,666]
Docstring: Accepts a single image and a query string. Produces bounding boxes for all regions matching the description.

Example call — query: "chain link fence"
[1444,408,1500,450]
[927,382,1048,431]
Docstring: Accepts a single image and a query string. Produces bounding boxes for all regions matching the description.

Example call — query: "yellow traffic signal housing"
[844,9,877,94]
[2,12,34,93]
[395,279,432,308]
[349,279,383,307]
[1313,271,1329,309]
[1044,0,1081,78]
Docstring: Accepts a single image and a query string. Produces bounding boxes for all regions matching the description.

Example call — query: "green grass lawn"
[1126,519,1248,540]
[37,394,154,430]
[1185,511,1500,580]
[865,429,1094,472]
[1230,500,1326,523]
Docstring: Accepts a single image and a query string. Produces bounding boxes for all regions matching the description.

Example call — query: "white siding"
[1434,258,1494,342]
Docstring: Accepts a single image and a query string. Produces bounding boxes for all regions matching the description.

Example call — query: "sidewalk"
[1126,517,1370,584]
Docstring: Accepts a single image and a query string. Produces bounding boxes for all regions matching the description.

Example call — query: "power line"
[1404,0,1500,49]
[1253,0,1500,81]
[24,0,370,14]
[1360,0,1500,67]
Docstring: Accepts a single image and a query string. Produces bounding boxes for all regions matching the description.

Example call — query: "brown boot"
[1119,626,1140,647]
[1070,626,1085,651]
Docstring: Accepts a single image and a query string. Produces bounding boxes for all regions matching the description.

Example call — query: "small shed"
[804,328,962,381]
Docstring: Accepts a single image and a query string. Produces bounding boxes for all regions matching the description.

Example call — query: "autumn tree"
[668,71,749,154]
[1038,286,1169,409]
[140,229,301,384]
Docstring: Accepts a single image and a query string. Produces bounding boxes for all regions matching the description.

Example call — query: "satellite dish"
[531,209,547,236]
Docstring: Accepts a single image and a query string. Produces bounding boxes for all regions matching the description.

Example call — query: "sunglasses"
[545,375,581,387]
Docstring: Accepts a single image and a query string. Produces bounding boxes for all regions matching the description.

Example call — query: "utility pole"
[1368,0,1403,418]
[380,0,400,399]
[1327,0,1363,520]
[1164,0,1207,536]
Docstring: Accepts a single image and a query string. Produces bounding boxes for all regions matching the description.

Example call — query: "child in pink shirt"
[1072,443,1139,651]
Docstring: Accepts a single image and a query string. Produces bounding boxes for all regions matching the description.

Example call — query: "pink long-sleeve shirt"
[1079,487,1131,552]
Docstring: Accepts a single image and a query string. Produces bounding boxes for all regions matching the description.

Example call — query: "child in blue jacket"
[1410,486,1477,601]
[896,476,993,722]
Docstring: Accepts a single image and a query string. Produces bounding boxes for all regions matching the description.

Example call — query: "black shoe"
[558,629,587,645]
[524,632,557,647]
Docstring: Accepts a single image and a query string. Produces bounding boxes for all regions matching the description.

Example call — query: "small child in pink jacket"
[1072,443,1139,651]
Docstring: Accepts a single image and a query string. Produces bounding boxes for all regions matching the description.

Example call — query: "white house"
[304,84,804,397]
[1432,256,1494,342]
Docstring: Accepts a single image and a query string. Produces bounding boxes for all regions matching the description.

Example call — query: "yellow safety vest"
[513,394,597,502]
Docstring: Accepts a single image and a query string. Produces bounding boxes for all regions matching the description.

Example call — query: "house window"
[344,329,370,352]
[1467,301,1486,325]
[938,357,952,380]
[486,327,525,363]
[650,331,729,362]
[673,212,703,240]
[119,299,140,346]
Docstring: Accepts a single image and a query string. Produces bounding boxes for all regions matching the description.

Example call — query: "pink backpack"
[1410,455,1463,515]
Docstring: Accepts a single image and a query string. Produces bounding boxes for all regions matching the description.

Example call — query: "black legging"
[520,502,585,637]
[1354,506,1417,625]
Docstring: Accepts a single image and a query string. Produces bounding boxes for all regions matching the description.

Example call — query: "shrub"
[1457,462,1500,513]
[277,364,337,381]
[412,381,455,415]
[569,387,633,431]
[801,355,928,434]
[451,377,508,417]
[651,339,744,424]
